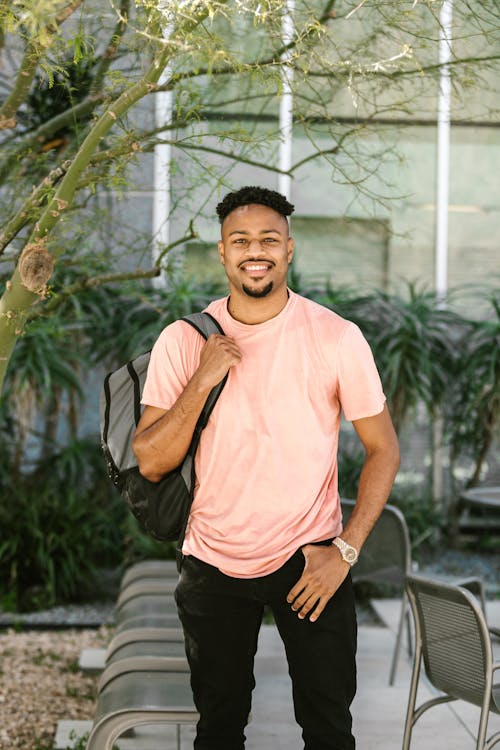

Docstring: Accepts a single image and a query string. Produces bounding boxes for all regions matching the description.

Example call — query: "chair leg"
[405,602,413,658]
[476,697,491,750]
[401,643,422,750]
[389,594,408,685]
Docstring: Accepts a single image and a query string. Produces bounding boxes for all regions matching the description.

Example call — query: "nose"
[247,239,266,255]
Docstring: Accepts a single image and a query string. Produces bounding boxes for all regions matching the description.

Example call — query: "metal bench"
[116,595,179,626]
[116,579,177,610]
[81,562,196,749]
[119,559,180,589]
[98,653,190,694]
[85,671,197,750]
[107,618,185,664]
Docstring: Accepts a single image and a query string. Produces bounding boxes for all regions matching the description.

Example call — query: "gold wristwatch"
[332,537,359,566]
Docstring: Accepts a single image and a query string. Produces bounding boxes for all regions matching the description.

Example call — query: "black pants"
[175,546,357,750]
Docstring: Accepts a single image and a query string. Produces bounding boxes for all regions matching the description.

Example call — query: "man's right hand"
[195,334,242,390]
[134,333,241,480]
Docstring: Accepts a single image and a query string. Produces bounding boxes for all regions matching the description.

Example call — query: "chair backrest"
[341,499,411,587]
[406,574,493,708]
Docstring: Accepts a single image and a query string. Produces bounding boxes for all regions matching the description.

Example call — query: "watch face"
[344,547,357,563]
[333,538,358,565]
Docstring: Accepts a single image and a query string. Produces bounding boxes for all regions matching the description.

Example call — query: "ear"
[218,240,225,265]
[287,236,294,264]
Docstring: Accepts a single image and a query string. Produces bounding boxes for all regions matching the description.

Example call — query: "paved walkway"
[56,599,500,749]
[243,598,500,750]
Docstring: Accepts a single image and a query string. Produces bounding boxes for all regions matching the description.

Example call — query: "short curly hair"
[216,186,295,224]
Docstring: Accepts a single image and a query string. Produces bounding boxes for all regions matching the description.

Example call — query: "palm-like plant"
[447,294,500,489]
[0,267,227,609]
[354,285,461,434]
[84,275,226,367]
[0,438,125,610]
[3,315,85,470]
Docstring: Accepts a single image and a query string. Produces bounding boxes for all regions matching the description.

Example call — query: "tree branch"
[32,225,199,318]
[75,125,289,194]
[304,54,500,81]
[153,0,338,92]
[0,1,228,388]
[290,125,362,173]
[155,221,198,265]
[0,0,8,52]
[0,162,72,255]
[0,50,173,383]
[30,61,173,250]
[156,139,291,176]
[90,0,130,94]
[32,268,161,319]
[0,0,84,130]
[0,91,109,185]
[0,42,40,130]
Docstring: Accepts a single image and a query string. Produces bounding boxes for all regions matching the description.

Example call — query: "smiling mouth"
[239,262,273,278]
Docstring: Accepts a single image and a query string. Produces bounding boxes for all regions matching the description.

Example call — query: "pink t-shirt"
[141,291,386,577]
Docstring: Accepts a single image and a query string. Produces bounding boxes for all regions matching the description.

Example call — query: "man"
[133,186,400,750]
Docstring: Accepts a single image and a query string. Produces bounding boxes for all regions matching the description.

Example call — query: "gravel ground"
[0,602,115,629]
[0,627,110,750]
[0,549,497,750]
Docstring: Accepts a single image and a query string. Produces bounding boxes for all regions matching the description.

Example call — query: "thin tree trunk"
[0,46,174,391]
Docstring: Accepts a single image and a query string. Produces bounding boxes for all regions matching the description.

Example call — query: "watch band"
[332,536,359,566]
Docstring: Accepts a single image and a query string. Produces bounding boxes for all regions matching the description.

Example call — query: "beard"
[242,281,274,298]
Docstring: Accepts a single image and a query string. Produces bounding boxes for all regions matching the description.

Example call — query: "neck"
[227,287,290,325]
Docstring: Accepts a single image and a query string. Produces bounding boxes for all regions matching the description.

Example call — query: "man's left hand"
[286,544,350,622]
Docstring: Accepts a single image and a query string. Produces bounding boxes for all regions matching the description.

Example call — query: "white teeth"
[245,264,268,271]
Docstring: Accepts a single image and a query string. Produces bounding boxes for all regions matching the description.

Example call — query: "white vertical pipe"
[433,0,453,506]
[435,0,453,303]
[278,0,294,201]
[152,10,173,289]
[152,84,172,288]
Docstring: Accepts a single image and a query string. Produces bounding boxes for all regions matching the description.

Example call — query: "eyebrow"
[228,229,282,236]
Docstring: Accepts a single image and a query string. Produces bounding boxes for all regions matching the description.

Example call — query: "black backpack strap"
[182,311,224,338]
[175,312,228,568]
[102,372,112,444]
[126,360,143,426]
[182,312,228,432]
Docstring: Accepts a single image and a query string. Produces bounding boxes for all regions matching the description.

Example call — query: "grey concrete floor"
[57,599,500,750]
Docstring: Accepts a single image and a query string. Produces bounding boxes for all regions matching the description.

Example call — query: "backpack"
[99,312,227,548]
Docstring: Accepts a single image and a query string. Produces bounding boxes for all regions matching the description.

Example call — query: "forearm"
[133,371,212,481]
[341,443,400,551]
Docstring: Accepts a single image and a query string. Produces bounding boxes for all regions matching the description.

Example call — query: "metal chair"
[403,574,500,750]
[341,498,411,684]
[342,498,487,685]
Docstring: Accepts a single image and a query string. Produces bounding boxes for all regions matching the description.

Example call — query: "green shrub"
[0,438,125,611]
[0,267,225,610]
